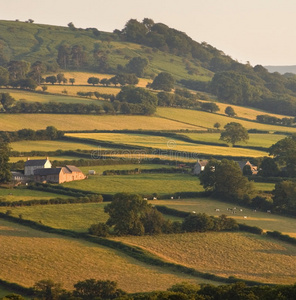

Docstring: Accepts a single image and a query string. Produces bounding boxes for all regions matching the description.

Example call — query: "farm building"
[24,157,52,176]
[193,160,208,175]
[34,165,86,184]
[237,160,258,175]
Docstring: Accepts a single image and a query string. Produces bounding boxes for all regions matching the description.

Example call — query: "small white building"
[193,160,208,175]
[24,157,52,176]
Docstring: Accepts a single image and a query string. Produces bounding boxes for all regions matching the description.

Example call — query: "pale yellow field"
[156,107,296,133]
[0,114,201,131]
[66,132,267,158]
[0,220,217,292]
[113,231,296,285]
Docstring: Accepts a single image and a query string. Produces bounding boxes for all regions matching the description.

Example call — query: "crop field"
[156,107,296,133]
[215,102,292,121]
[113,231,296,285]
[0,219,216,292]
[0,114,201,131]
[10,140,103,152]
[9,155,89,162]
[0,187,70,202]
[66,132,267,158]
[183,132,285,148]
[0,88,96,104]
[62,173,204,195]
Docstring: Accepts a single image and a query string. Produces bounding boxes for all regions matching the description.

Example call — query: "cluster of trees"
[89,193,238,237]
[256,114,295,126]
[0,126,63,143]
[3,280,296,300]
[87,73,139,87]
[0,142,11,183]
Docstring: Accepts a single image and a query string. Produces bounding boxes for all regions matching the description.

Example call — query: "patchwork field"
[66,132,267,158]
[156,107,296,133]
[0,219,216,292]
[0,114,201,131]
[112,231,296,285]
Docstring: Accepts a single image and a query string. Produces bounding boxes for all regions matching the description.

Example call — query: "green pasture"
[0,187,70,202]
[156,107,296,133]
[62,173,204,195]
[66,132,267,158]
[0,287,29,300]
[183,132,285,148]
[0,219,214,293]
[0,88,97,104]
[0,114,200,131]
[9,155,89,162]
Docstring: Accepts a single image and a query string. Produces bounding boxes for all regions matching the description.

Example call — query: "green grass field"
[66,132,267,158]
[112,231,296,285]
[0,187,70,202]
[156,107,296,133]
[0,219,217,292]
[62,173,204,196]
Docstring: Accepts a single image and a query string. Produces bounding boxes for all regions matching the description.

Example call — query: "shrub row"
[266,230,296,245]
[102,167,191,176]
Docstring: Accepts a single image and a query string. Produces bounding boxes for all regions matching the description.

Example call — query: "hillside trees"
[125,56,148,77]
[0,66,9,86]
[150,72,175,91]
[201,102,219,113]
[200,158,254,200]
[0,142,11,183]
[273,180,296,211]
[220,122,249,146]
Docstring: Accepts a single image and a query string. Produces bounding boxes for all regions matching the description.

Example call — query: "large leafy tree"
[0,66,9,86]
[220,122,249,146]
[273,180,296,211]
[200,159,254,200]
[150,72,175,91]
[125,56,148,77]
[0,139,11,182]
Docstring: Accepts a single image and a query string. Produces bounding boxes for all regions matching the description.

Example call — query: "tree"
[45,75,57,85]
[273,180,296,211]
[87,77,100,86]
[220,122,249,146]
[73,279,126,300]
[125,56,148,77]
[104,193,150,235]
[88,222,110,237]
[225,106,236,117]
[33,279,65,300]
[28,61,46,84]
[150,72,175,91]
[258,157,279,177]
[214,122,221,129]
[0,93,15,111]
[182,213,214,232]
[56,73,67,84]
[201,102,220,113]
[69,78,75,85]
[57,45,71,69]
[0,66,9,86]
[200,158,254,200]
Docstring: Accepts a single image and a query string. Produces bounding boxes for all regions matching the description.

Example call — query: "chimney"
[27,157,30,161]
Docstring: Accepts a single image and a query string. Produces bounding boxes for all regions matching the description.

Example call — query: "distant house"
[237,160,258,175]
[24,157,52,176]
[11,171,27,183]
[34,165,86,184]
[193,160,208,175]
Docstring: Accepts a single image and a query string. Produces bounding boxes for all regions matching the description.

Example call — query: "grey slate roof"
[34,168,62,176]
[25,159,48,167]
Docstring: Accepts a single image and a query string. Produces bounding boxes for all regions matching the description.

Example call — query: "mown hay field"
[10,140,105,152]
[112,231,296,285]
[0,219,217,292]
[0,187,70,202]
[9,156,87,162]
[0,114,201,131]
[66,132,267,158]
[156,107,296,133]
[62,173,204,195]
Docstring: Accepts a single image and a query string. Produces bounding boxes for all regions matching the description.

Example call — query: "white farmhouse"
[24,157,52,176]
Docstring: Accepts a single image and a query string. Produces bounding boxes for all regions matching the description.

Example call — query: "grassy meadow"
[0,219,217,292]
[112,231,296,285]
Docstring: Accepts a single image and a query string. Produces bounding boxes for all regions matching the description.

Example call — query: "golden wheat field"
[0,114,201,131]
[112,231,296,285]
[0,219,218,292]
